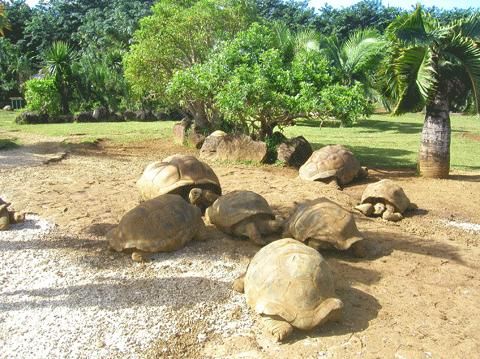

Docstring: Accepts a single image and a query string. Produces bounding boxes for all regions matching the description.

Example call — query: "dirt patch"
[1,138,480,358]
[462,132,480,142]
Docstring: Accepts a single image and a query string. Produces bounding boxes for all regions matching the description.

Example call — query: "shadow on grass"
[355,119,423,134]
[0,139,19,150]
[308,143,417,169]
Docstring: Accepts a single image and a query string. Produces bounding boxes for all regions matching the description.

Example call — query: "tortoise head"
[188,188,203,206]
[106,226,124,252]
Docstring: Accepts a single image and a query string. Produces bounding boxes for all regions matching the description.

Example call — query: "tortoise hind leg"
[262,315,294,342]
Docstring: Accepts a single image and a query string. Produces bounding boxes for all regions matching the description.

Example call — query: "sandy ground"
[0,136,479,358]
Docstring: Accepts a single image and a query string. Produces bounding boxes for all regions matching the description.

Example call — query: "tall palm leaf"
[44,41,76,114]
[384,6,480,178]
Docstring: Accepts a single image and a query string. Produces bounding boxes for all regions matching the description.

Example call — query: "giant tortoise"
[283,197,366,256]
[233,238,343,341]
[107,194,206,261]
[0,198,25,231]
[136,154,221,212]
[299,145,367,188]
[355,179,417,222]
[206,191,283,246]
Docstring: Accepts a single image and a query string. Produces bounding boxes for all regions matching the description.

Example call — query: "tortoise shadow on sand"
[0,276,232,312]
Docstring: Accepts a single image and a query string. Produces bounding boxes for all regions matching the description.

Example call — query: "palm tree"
[0,3,11,37]
[385,6,480,178]
[44,41,75,114]
[319,29,385,90]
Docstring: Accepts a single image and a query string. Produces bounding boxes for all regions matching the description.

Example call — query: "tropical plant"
[168,23,372,139]
[123,0,256,123]
[384,6,480,178]
[24,77,61,115]
[319,29,385,91]
[44,41,75,114]
[0,3,11,36]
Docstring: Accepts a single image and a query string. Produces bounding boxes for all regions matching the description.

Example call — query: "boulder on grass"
[199,131,227,160]
[53,114,74,123]
[172,119,192,145]
[123,110,136,120]
[92,107,109,121]
[215,134,267,163]
[74,112,94,123]
[277,136,313,167]
[3,105,12,111]
[15,112,49,124]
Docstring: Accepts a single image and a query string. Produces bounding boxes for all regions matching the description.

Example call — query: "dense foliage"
[0,0,478,139]
[24,77,61,115]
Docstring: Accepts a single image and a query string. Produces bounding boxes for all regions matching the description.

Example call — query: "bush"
[24,78,61,115]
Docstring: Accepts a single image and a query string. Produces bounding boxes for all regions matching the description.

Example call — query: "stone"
[123,110,136,120]
[74,112,94,123]
[172,119,192,145]
[92,107,109,121]
[3,105,12,111]
[277,136,313,167]
[199,131,227,160]
[135,110,155,121]
[215,134,268,163]
[15,112,49,124]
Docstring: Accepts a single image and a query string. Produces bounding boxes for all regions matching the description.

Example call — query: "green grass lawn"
[1,110,479,170]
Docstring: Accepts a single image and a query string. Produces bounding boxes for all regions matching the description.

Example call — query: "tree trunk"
[418,89,451,178]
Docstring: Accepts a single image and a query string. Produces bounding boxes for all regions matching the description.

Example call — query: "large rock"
[92,107,109,121]
[199,131,228,160]
[202,133,267,163]
[123,110,136,120]
[172,119,192,144]
[15,112,49,124]
[74,111,94,123]
[277,136,313,167]
[3,105,12,111]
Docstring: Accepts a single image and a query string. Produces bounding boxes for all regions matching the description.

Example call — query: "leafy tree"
[385,6,480,178]
[24,77,61,115]
[44,41,75,114]
[123,0,256,118]
[255,0,316,31]
[3,0,32,45]
[168,23,372,138]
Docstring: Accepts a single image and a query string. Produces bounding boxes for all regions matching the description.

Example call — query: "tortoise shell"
[244,238,341,330]
[285,197,364,250]
[136,154,221,201]
[360,179,411,213]
[205,191,274,232]
[299,145,361,185]
[107,194,204,253]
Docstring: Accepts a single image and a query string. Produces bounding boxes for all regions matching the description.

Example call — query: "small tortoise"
[136,154,221,211]
[0,198,25,231]
[233,238,343,341]
[283,197,366,256]
[355,179,417,222]
[299,145,367,188]
[107,194,206,261]
[205,191,283,246]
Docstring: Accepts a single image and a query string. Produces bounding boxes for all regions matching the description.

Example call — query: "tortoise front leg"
[232,274,245,293]
[131,250,150,262]
[382,204,403,222]
[261,315,294,342]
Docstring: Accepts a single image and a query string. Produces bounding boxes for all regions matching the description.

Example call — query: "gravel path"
[0,215,254,358]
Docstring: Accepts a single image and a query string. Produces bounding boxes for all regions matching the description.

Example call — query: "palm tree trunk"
[418,88,450,178]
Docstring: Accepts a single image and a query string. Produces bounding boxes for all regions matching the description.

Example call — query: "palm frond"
[451,14,480,40]
[443,35,480,113]
[393,46,437,114]
[295,29,319,53]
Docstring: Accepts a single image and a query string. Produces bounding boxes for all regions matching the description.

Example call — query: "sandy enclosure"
[0,138,479,358]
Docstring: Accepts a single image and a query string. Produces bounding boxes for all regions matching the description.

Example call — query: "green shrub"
[24,78,61,115]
